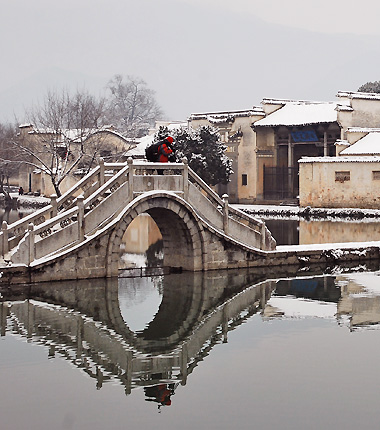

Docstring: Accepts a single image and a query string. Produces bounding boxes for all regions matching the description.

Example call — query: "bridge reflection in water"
[2,267,380,407]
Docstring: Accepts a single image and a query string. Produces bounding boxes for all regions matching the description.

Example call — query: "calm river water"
[2,265,380,430]
[3,209,380,429]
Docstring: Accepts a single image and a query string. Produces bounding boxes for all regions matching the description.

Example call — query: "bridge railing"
[9,163,133,264]
[130,159,185,196]
[187,168,275,250]
[0,160,132,257]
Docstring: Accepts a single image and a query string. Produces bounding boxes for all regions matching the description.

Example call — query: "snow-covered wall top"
[299,156,380,163]
[189,108,264,121]
[337,91,380,101]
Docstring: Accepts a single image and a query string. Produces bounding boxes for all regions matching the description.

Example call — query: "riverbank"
[0,193,50,209]
[2,194,380,218]
[234,204,380,220]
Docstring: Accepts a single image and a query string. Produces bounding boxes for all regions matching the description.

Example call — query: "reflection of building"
[121,214,162,255]
[263,276,340,318]
[263,272,380,331]
[336,273,380,329]
[299,219,380,245]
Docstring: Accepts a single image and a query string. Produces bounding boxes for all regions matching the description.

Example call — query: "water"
[0,208,34,225]
[2,266,380,430]
[265,217,380,245]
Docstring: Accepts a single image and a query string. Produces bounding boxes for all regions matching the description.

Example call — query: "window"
[335,171,350,182]
[242,174,248,186]
[373,171,380,180]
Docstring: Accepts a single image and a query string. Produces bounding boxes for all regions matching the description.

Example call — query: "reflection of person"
[144,383,175,408]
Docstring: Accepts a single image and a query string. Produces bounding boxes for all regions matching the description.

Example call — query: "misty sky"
[1,0,380,122]
[178,0,380,35]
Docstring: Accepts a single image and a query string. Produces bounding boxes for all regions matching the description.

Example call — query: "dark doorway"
[263,166,298,200]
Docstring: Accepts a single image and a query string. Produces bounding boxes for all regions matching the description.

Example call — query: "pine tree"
[156,125,233,186]
[358,81,380,93]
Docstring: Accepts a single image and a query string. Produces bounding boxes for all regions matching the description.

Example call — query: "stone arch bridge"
[0,159,277,283]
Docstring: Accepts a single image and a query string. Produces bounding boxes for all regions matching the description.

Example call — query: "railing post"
[99,158,105,187]
[182,157,189,201]
[77,195,85,242]
[222,194,229,234]
[28,223,35,264]
[261,221,266,249]
[50,194,57,218]
[1,221,8,256]
[128,157,134,200]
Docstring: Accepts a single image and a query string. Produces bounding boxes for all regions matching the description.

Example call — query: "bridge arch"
[106,192,206,276]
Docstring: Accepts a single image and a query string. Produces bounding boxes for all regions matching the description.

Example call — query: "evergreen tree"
[358,81,380,93]
[155,125,233,186]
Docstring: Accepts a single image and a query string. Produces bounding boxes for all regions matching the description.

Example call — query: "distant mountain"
[1,0,379,123]
[0,68,107,123]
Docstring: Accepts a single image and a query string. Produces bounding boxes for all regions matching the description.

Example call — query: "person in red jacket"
[157,136,174,162]
[157,136,174,174]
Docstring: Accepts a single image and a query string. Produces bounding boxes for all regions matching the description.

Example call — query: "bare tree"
[9,89,108,197]
[106,74,163,137]
[0,123,19,201]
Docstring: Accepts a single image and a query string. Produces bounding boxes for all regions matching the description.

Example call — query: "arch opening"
[108,195,205,276]
[119,213,163,270]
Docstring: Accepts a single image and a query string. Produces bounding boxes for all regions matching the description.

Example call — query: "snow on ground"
[233,204,380,220]
[9,192,50,208]
[274,241,380,252]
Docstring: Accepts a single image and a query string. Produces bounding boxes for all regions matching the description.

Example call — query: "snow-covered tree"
[9,89,108,197]
[358,81,380,93]
[155,125,233,186]
[106,75,163,138]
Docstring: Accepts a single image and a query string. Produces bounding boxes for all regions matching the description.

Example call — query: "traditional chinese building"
[190,91,380,206]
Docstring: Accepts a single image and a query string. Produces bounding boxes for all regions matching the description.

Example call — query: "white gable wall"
[299,157,380,208]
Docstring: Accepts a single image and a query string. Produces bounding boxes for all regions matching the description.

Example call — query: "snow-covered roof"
[24,125,129,144]
[299,155,380,163]
[340,131,380,155]
[254,102,338,127]
[124,134,154,157]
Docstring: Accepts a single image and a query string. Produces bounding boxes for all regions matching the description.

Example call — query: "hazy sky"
[178,0,380,35]
[1,0,380,121]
